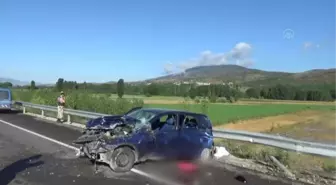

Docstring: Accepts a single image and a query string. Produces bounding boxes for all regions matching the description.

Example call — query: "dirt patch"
[216,110,324,132]
[236,100,336,105]
[216,110,336,144]
[144,99,199,104]
[268,111,336,144]
[145,98,336,105]
[144,99,183,104]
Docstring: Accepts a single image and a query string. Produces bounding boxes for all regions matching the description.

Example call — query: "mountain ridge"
[145,65,336,87]
[2,65,335,86]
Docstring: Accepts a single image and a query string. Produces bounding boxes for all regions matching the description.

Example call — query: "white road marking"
[0,118,181,185]
[0,119,79,151]
[131,168,182,185]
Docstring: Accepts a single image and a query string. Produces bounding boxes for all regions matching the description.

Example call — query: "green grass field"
[145,103,335,125]
[12,90,335,125]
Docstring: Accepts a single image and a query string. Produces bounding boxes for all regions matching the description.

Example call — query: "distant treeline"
[2,77,335,102]
[246,84,335,101]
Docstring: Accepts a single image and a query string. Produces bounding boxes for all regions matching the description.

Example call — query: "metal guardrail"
[18,101,109,119]
[14,101,336,158]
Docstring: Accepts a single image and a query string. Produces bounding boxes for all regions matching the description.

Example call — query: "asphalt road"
[0,112,307,185]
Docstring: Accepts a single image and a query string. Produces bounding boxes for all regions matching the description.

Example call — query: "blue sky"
[0,0,335,83]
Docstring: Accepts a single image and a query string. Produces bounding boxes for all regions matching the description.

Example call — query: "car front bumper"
[0,104,11,110]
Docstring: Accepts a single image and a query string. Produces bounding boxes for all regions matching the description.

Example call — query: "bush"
[216,97,227,103]
[145,93,151,97]
[194,97,200,104]
[201,99,209,115]
[12,90,144,115]
[229,96,236,103]
[209,95,217,103]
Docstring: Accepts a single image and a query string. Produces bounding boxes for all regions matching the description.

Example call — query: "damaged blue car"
[73,107,215,172]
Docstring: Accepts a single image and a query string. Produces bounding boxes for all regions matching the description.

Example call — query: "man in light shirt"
[57,91,66,122]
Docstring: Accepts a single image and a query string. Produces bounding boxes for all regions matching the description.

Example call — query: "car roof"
[141,107,207,117]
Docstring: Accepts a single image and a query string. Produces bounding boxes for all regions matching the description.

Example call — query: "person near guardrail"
[57,91,66,123]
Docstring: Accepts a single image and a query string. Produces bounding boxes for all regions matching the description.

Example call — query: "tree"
[294,90,306,100]
[188,87,197,99]
[245,88,259,98]
[83,81,87,90]
[145,83,159,96]
[329,89,336,100]
[117,78,125,98]
[30,80,36,90]
[56,78,64,92]
[0,82,13,88]
[260,88,268,98]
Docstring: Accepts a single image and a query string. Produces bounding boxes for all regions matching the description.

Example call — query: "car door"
[177,114,204,159]
[151,113,179,159]
[131,123,157,160]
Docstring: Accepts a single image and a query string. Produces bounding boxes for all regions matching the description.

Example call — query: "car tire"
[109,147,135,172]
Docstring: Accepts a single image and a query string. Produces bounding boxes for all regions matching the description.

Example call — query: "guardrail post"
[23,107,26,114]
[67,115,71,124]
[41,110,44,117]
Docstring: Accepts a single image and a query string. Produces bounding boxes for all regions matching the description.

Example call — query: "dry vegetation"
[237,99,336,105]
[216,110,332,132]
[215,110,336,176]
[145,97,336,105]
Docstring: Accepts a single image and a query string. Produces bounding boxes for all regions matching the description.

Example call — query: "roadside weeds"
[215,139,336,185]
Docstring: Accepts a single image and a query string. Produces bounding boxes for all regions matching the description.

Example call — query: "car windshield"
[0,90,9,100]
[125,109,156,123]
[125,109,157,130]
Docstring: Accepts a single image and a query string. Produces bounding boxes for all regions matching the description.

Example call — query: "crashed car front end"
[73,115,141,166]
[73,116,151,171]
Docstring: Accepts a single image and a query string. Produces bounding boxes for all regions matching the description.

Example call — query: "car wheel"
[109,147,135,172]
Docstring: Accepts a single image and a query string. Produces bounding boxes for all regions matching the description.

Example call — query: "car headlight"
[0,104,10,108]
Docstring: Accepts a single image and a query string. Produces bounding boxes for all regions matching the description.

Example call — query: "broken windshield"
[125,109,156,127]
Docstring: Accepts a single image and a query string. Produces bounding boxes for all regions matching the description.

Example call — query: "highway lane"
[0,113,154,185]
[0,112,308,185]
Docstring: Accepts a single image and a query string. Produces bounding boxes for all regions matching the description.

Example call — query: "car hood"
[0,99,11,104]
[86,115,138,129]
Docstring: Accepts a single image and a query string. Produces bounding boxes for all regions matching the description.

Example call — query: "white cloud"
[304,42,313,49]
[163,62,176,74]
[303,42,320,50]
[163,42,254,73]
[236,60,254,68]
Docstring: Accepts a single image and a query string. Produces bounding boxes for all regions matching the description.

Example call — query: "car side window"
[181,115,199,129]
[151,113,177,130]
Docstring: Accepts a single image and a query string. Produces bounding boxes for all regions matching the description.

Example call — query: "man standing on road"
[57,91,66,123]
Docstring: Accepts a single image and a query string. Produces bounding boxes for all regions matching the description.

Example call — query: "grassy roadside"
[215,110,336,175]
[215,139,336,173]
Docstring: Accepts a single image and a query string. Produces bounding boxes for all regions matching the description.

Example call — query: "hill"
[0,78,45,86]
[146,65,336,87]
[0,78,30,86]
[2,65,335,88]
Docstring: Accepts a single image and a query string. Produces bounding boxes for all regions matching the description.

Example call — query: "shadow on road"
[0,109,22,114]
[0,154,44,185]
